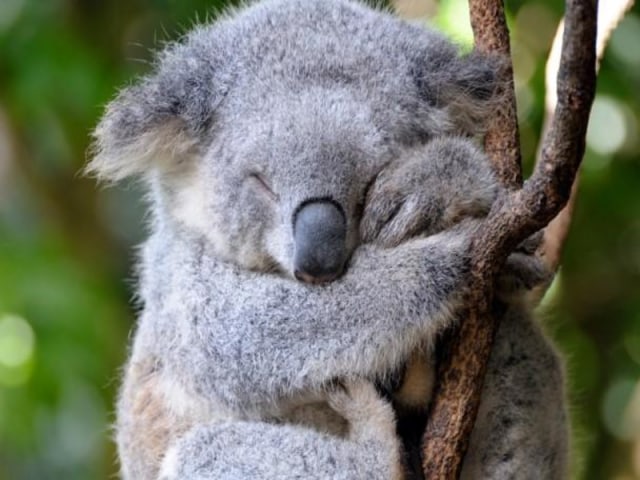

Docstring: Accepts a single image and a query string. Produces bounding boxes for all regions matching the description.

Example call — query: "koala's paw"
[498,231,553,299]
[327,378,397,444]
[361,180,439,249]
[361,139,497,248]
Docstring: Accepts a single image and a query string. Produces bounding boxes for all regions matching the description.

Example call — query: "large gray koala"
[89,0,568,478]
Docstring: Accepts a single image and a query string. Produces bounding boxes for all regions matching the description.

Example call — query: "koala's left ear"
[87,39,227,182]
[416,50,502,136]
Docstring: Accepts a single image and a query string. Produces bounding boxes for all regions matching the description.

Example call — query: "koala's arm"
[116,359,403,479]
[157,380,404,480]
[361,135,551,292]
[123,217,476,480]
[146,223,474,413]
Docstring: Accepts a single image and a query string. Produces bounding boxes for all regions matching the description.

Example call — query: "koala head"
[88,0,500,283]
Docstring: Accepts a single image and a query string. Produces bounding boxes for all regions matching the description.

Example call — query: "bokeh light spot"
[0,314,35,368]
[602,378,637,440]
[434,0,473,47]
[586,96,628,156]
[0,313,35,386]
[610,14,640,69]
[0,0,26,32]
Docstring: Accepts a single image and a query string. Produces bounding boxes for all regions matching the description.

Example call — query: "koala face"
[89,0,499,282]
[168,89,391,280]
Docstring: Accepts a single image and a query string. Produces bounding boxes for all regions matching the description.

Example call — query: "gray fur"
[89,1,568,478]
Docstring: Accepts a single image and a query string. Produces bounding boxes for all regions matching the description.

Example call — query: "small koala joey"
[88,0,568,478]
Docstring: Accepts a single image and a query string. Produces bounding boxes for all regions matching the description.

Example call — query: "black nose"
[293,200,347,284]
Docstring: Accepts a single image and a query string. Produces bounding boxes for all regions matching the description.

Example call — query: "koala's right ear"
[415,49,504,136]
[87,40,226,182]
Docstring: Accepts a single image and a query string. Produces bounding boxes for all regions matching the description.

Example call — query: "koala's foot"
[328,378,404,480]
[498,231,553,300]
[327,378,399,444]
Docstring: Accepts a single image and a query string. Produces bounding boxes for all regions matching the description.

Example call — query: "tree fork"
[421,1,598,478]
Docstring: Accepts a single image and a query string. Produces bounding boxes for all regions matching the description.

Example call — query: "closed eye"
[248,172,279,202]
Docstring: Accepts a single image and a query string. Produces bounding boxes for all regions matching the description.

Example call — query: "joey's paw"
[361,138,498,248]
[498,232,552,299]
[327,378,397,441]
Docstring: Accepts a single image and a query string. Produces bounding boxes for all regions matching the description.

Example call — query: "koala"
[89,0,568,479]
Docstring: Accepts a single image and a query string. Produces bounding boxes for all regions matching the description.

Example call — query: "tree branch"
[467,0,522,188]
[421,1,598,478]
[537,0,634,274]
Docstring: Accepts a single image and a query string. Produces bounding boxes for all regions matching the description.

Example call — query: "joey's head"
[88,0,500,283]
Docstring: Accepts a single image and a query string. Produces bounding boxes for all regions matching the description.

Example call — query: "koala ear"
[416,50,502,136]
[87,39,224,182]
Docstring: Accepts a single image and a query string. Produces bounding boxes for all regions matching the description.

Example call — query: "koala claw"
[363,193,435,249]
[498,233,552,299]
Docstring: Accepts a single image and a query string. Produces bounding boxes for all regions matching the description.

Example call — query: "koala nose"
[293,200,347,284]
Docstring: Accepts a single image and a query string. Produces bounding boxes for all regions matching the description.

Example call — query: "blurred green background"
[0,0,638,478]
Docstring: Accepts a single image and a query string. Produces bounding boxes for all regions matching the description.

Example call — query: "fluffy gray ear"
[87,39,224,182]
[415,50,502,136]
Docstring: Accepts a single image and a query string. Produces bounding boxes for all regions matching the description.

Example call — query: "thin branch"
[467,0,522,188]
[421,1,598,478]
[538,0,634,273]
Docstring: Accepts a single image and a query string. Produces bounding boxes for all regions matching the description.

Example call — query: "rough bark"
[537,0,634,275]
[466,0,522,189]
[421,1,598,478]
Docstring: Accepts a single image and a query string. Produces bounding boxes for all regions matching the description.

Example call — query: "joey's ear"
[87,40,225,182]
[416,50,502,136]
